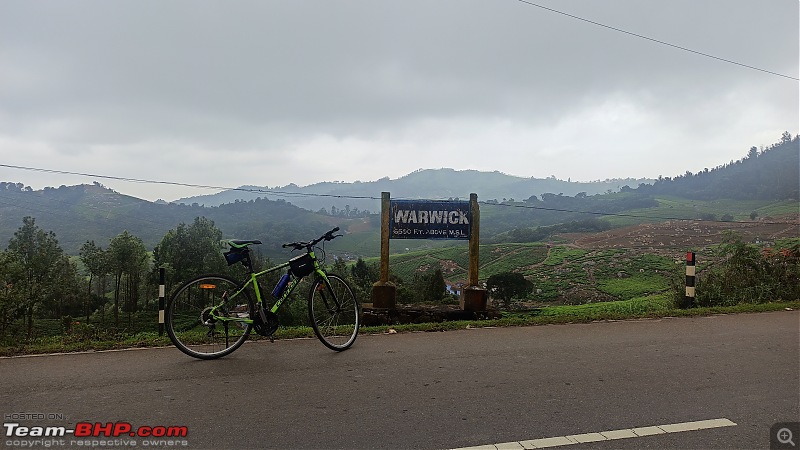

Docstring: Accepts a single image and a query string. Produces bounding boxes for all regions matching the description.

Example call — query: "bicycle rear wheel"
[166,274,254,359]
[308,274,360,351]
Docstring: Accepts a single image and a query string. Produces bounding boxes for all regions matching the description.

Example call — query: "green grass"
[369,242,552,282]
[365,241,683,303]
[361,297,798,333]
[597,274,672,299]
[3,296,797,357]
[481,244,549,277]
[603,197,798,227]
[534,293,675,319]
[542,247,589,266]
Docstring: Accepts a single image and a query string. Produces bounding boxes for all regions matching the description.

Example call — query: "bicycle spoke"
[167,228,350,358]
[166,275,253,359]
[308,275,360,351]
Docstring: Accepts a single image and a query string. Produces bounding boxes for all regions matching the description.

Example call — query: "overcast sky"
[1,0,797,201]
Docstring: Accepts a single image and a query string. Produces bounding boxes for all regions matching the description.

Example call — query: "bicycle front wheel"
[166,274,254,359]
[308,274,360,351]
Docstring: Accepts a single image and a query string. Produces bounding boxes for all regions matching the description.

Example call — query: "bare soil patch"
[562,215,798,253]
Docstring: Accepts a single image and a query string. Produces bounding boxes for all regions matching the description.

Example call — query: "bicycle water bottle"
[272,273,291,298]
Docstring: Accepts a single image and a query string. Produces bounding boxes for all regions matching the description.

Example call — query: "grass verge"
[2,295,798,357]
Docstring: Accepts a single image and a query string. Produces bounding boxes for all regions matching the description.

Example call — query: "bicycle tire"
[166,274,254,359]
[308,274,360,351]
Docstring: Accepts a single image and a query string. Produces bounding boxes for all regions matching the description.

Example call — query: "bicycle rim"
[166,274,253,359]
[308,274,360,351]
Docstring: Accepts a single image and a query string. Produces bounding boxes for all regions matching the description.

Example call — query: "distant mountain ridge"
[0,182,336,258]
[175,169,654,213]
[176,134,799,211]
[0,134,795,257]
[175,168,655,212]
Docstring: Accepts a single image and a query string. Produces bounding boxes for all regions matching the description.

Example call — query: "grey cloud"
[0,0,796,200]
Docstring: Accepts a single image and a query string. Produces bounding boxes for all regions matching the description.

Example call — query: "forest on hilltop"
[0,133,796,256]
[637,132,798,200]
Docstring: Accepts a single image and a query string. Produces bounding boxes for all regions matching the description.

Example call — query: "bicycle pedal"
[253,309,280,337]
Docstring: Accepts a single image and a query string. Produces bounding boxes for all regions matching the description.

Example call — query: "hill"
[638,132,798,200]
[0,182,344,259]
[174,168,652,212]
[484,135,798,242]
[175,132,796,214]
[0,134,796,259]
[370,218,798,306]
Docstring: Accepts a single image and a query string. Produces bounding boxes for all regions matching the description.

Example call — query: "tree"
[108,231,149,326]
[45,255,85,322]
[414,268,446,302]
[330,257,349,276]
[5,217,74,336]
[0,251,22,335]
[351,258,379,294]
[79,240,108,322]
[152,217,225,290]
[486,272,533,309]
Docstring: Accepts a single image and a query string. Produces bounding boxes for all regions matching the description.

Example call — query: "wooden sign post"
[461,193,487,311]
[371,192,487,311]
[371,192,396,308]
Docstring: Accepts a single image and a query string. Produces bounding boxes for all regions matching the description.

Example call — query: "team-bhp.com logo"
[5,421,188,448]
[5,422,187,437]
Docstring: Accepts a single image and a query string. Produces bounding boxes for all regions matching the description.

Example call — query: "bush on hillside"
[678,233,800,307]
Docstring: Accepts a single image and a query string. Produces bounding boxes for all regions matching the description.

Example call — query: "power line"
[1,163,796,226]
[0,164,381,201]
[513,0,799,81]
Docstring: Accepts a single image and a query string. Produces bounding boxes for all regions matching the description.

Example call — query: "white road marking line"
[452,418,737,450]
[495,442,524,450]
[520,436,573,449]
[566,432,607,443]
[599,429,637,440]
[631,426,665,437]
[659,418,735,432]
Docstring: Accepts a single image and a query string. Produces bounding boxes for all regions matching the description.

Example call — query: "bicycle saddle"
[224,239,262,248]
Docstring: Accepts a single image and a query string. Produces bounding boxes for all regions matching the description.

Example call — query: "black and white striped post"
[685,252,696,307]
[158,267,165,336]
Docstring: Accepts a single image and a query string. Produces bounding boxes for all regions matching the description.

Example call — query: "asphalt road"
[1,310,798,450]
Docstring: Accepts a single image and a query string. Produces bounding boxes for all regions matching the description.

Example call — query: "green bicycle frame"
[209,249,333,324]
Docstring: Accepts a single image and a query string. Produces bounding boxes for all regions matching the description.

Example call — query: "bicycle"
[165,227,360,359]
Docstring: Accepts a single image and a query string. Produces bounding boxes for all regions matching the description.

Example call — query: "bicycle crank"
[253,309,279,339]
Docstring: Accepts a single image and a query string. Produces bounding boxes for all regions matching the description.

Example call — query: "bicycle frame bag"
[224,248,247,266]
[289,253,315,277]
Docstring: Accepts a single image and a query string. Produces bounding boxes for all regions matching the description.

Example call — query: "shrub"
[681,233,800,307]
[486,272,533,309]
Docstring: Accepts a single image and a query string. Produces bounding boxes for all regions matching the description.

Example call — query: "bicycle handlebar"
[282,227,341,250]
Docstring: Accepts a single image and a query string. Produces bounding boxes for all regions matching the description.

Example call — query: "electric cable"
[0,163,796,226]
[513,0,799,81]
